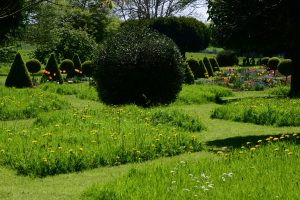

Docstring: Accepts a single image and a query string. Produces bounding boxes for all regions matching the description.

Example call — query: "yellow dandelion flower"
[250,147,256,151]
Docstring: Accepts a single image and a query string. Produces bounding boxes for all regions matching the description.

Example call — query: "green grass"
[83,134,300,200]
[175,84,233,105]
[1,82,300,199]
[211,97,300,126]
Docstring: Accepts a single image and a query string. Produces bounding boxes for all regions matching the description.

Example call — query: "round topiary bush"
[278,59,292,78]
[183,62,194,84]
[267,57,280,71]
[93,26,184,106]
[199,60,208,78]
[5,53,33,88]
[216,50,238,67]
[186,58,200,79]
[82,60,94,77]
[26,59,41,74]
[203,57,214,77]
[209,57,220,71]
[60,59,74,74]
[261,57,269,66]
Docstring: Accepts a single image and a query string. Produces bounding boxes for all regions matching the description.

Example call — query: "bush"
[267,57,280,71]
[216,50,238,67]
[203,57,214,77]
[257,58,262,65]
[122,17,210,56]
[183,62,194,84]
[34,28,97,63]
[59,59,74,74]
[250,57,256,66]
[186,58,200,79]
[278,59,292,78]
[198,60,208,78]
[82,60,94,77]
[93,26,184,106]
[242,57,250,66]
[26,59,41,74]
[261,57,269,66]
[209,57,220,71]
[41,53,63,83]
[0,46,17,62]
[5,53,33,88]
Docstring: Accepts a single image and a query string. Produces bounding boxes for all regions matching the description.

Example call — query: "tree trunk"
[289,49,300,97]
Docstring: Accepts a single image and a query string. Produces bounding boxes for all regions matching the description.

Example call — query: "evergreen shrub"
[93,26,184,106]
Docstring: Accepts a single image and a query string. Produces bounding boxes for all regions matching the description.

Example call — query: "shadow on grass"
[206,133,300,149]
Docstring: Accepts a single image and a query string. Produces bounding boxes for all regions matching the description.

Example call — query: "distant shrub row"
[185,57,219,80]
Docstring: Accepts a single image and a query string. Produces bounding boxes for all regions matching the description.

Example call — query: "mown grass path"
[1,95,300,199]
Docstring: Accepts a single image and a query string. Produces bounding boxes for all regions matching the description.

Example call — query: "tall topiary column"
[203,57,214,77]
[72,54,83,77]
[42,53,63,83]
[5,53,33,88]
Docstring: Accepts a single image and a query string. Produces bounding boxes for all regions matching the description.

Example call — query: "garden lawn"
[0,83,300,199]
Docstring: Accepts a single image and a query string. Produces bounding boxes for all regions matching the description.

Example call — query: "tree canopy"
[208,0,300,96]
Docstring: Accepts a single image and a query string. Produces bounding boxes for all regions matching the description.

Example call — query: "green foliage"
[216,50,238,67]
[203,57,214,77]
[83,136,300,199]
[242,57,250,66]
[261,57,269,66]
[176,84,233,104]
[0,87,70,120]
[268,86,290,96]
[93,26,184,106]
[0,47,17,62]
[82,61,94,77]
[211,98,300,126]
[250,57,256,66]
[198,60,208,78]
[150,109,206,132]
[183,62,194,84]
[257,58,262,65]
[186,58,200,79]
[278,59,292,77]
[121,17,210,55]
[59,59,74,74]
[26,59,41,74]
[0,102,203,177]
[42,53,63,83]
[39,82,98,101]
[209,57,220,71]
[267,57,280,70]
[5,53,32,88]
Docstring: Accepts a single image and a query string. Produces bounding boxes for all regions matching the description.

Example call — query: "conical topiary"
[42,53,63,83]
[183,62,194,84]
[203,57,214,77]
[72,54,83,77]
[5,53,33,88]
[199,60,208,78]
[209,57,220,71]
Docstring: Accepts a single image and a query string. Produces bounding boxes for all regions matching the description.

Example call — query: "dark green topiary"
[267,57,280,71]
[60,59,74,74]
[198,60,208,78]
[5,53,33,88]
[42,53,63,83]
[216,50,238,67]
[82,60,94,77]
[26,59,41,74]
[278,59,292,82]
[242,57,250,66]
[93,26,184,106]
[257,58,262,65]
[203,57,214,77]
[71,54,83,77]
[261,57,269,66]
[209,57,220,71]
[183,62,195,84]
[186,58,200,79]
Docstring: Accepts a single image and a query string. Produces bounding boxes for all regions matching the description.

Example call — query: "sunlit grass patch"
[83,134,300,200]
[38,82,98,101]
[0,105,203,177]
[0,87,70,120]
[176,84,233,105]
[211,97,300,126]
